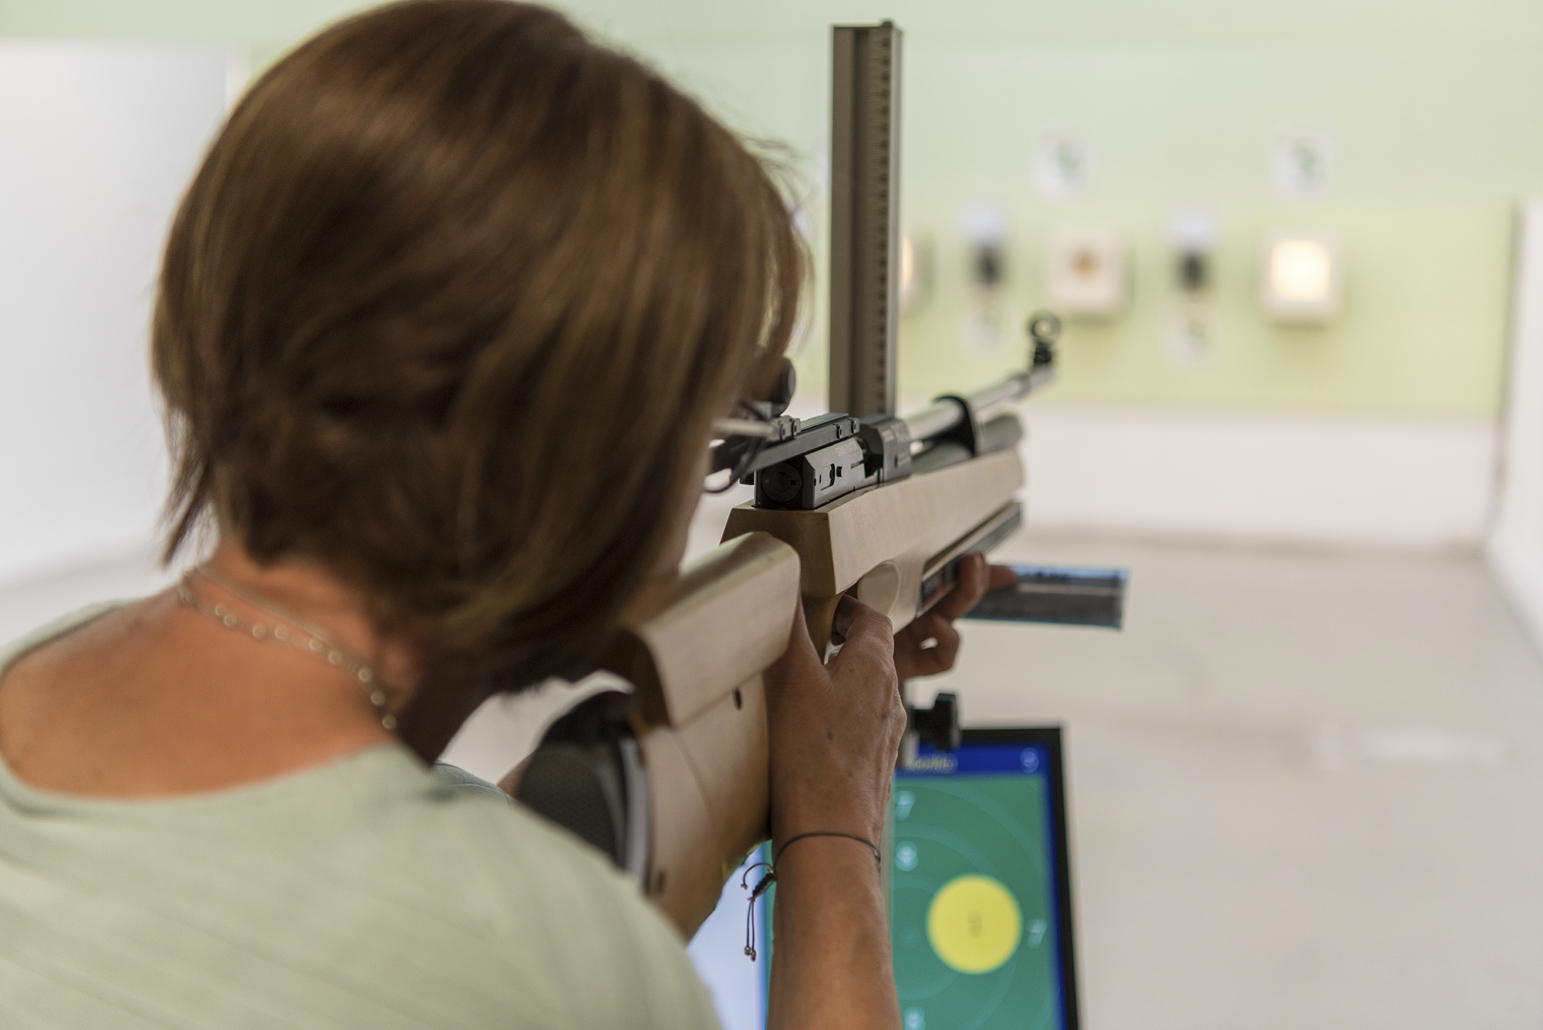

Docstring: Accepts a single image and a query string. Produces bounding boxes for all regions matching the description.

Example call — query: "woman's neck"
[198,541,421,701]
[0,540,418,798]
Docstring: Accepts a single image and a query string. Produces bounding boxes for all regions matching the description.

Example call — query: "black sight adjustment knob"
[766,358,797,418]
[759,463,802,506]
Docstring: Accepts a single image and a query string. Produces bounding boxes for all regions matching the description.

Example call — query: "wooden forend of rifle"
[722,447,1024,650]
[604,531,801,936]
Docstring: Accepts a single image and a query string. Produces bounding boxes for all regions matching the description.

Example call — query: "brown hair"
[152,0,804,757]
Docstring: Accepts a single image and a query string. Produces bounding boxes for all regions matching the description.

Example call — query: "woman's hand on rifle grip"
[763,595,906,854]
[761,594,905,1030]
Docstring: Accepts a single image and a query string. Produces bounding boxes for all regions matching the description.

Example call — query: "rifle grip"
[805,558,902,655]
[803,593,843,655]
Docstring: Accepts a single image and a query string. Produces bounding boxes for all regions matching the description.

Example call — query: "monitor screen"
[890,728,1079,1030]
[688,728,1078,1030]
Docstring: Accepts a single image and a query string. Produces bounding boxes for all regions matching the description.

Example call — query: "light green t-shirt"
[0,605,721,1029]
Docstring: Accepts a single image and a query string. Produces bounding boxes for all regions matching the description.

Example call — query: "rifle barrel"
[902,398,965,442]
[973,363,1054,421]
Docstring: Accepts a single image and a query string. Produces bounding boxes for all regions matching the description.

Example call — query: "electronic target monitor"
[889,727,1079,1030]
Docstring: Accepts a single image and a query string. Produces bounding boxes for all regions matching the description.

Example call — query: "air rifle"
[517,319,1056,936]
[514,23,1106,939]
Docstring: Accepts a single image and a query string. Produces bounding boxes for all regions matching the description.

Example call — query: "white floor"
[924,534,1543,1030]
[3,533,1542,1028]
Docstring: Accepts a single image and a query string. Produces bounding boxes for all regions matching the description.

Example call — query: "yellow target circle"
[926,874,1022,974]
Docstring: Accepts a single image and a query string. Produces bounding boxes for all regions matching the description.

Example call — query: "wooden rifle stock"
[602,531,800,936]
[601,446,1023,938]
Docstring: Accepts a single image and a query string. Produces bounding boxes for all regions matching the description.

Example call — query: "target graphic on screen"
[891,745,1063,1030]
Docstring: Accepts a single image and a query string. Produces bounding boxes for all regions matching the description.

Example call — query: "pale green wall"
[6,0,1540,417]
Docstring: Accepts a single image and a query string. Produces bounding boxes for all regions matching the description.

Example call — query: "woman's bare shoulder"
[0,598,142,681]
[0,599,148,768]
[0,592,389,798]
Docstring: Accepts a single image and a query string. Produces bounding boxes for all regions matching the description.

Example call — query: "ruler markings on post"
[829,22,902,420]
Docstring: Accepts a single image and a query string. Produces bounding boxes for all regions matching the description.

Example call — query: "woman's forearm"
[766,837,899,1030]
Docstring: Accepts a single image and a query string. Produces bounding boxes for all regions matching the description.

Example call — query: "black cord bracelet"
[775,831,882,867]
[740,831,882,961]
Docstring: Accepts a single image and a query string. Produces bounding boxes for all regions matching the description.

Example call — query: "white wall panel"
[0,43,230,586]
[1021,406,1497,550]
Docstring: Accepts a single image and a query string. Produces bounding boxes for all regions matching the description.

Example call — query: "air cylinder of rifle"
[903,377,1030,451]
[910,412,1024,475]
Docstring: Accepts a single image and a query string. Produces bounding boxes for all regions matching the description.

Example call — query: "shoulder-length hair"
[153,0,804,758]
